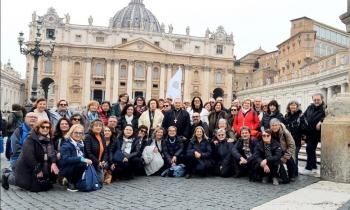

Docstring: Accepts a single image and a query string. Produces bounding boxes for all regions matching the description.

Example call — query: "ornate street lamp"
[18,19,55,103]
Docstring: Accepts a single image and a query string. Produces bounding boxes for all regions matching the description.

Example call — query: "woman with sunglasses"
[185,126,214,178]
[2,120,59,192]
[60,124,92,192]
[70,113,86,127]
[212,128,235,177]
[252,129,282,186]
[228,106,238,129]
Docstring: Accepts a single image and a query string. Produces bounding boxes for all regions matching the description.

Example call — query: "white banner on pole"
[165,67,182,100]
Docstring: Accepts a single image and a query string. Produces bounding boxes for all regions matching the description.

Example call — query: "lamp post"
[18,19,55,103]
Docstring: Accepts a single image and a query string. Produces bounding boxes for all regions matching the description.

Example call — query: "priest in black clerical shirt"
[162,97,191,140]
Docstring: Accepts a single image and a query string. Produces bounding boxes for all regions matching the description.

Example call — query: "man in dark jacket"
[190,112,209,138]
[6,104,24,159]
[10,112,38,168]
[232,126,257,177]
[162,98,191,139]
[300,93,326,175]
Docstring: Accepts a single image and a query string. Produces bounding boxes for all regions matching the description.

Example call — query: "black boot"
[2,174,9,190]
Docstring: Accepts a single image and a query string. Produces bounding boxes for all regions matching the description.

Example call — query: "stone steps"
[298,143,321,164]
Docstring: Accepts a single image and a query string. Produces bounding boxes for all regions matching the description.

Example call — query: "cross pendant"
[174,119,177,123]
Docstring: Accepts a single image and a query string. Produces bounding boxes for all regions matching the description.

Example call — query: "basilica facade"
[24,0,234,108]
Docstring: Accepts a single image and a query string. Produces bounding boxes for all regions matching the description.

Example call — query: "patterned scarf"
[87,111,99,122]
[122,137,133,155]
[264,143,272,159]
[70,138,84,157]
[243,138,251,158]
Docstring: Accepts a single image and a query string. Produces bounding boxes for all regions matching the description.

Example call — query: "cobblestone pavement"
[0,170,320,209]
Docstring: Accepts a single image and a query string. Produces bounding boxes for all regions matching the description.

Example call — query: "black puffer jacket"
[253,139,282,167]
[303,103,326,142]
[212,140,234,166]
[284,110,304,147]
[261,111,285,131]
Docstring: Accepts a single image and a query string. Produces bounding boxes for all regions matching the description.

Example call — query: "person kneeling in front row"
[252,129,282,186]
[60,124,93,192]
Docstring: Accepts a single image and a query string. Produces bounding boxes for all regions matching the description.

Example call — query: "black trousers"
[214,161,234,177]
[253,162,279,179]
[186,156,213,176]
[112,157,144,178]
[66,163,86,185]
[285,158,296,179]
[306,140,318,170]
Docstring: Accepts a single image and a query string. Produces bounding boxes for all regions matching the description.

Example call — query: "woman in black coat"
[60,124,93,192]
[2,120,59,192]
[117,104,139,132]
[212,128,235,177]
[252,129,282,185]
[84,119,107,184]
[109,125,143,179]
[162,126,184,169]
[261,100,285,131]
[186,126,214,178]
[208,101,228,138]
[284,101,304,176]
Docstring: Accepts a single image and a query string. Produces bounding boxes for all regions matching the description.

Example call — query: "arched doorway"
[212,88,224,99]
[40,78,55,100]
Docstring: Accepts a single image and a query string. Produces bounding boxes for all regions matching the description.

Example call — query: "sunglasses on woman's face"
[231,109,237,111]
[73,118,81,121]
[40,125,50,130]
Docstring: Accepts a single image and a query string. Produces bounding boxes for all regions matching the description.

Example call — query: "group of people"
[1,92,326,192]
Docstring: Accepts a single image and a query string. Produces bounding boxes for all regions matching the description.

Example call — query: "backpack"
[76,165,102,192]
[8,113,23,131]
[169,164,186,177]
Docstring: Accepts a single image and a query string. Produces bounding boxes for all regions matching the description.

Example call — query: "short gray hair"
[218,118,227,125]
[269,118,281,126]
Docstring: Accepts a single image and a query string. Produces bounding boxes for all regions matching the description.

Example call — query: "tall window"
[216,45,223,54]
[120,65,127,78]
[152,67,160,80]
[74,62,80,75]
[215,71,223,84]
[95,63,103,75]
[45,58,53,73]
[135,63,145,78]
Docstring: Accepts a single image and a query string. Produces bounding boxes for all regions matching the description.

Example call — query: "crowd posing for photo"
[1,93,326,192]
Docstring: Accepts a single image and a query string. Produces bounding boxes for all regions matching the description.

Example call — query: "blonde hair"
[87,100,99,110]
[65,124,85,139]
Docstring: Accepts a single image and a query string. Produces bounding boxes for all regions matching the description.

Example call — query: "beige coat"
[276,123,296,160]
[138,109,164,130]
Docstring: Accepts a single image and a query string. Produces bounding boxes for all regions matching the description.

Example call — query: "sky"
[1,0,347,78]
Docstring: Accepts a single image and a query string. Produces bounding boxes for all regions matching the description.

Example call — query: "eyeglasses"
[40,125,50,130]
[59,104,68,106]
[73,118,81,121]
[217,134,225,137]
[262,134,271,138]
[231,109,237,111]
[73,132,84,136]
[164,105,169,107]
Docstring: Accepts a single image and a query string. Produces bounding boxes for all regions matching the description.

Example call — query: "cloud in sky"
[1,0,347,78]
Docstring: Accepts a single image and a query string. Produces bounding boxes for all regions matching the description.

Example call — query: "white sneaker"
[299,169,316,176]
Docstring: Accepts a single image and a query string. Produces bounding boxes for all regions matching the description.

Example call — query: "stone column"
[127,60,133,98]
[159,64,166,99]
[183,65,191,102]
[166,64,172,97]
[327,86,333,102]
[112,59,120,102]
[84,57,92,105]
[321,1,350,183]
[341,83,347,93]
[146,62,153,100]
[105,59,112,101]
[59,56,69,100]
[226,68,233,108]
[202,66,210,102]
